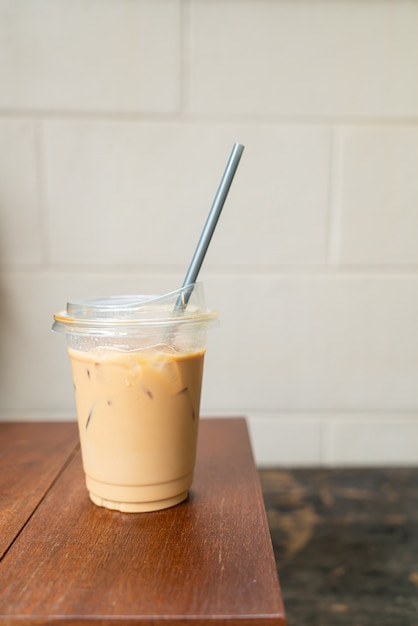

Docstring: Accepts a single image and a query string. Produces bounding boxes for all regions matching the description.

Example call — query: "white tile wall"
[201,273,418,413]
[324,415,418,466]
[0,0,181,113]
[0,119,42,264]
[340,127,418,265]
[41,121,331,267]
[187,0,418,117]
[0,0,417,466]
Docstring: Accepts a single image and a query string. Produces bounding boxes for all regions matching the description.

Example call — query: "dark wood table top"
[0,418,286,626]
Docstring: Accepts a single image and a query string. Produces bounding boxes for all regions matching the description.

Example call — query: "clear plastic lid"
[52,283,218,336]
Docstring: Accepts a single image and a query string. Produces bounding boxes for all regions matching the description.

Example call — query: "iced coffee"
[53,283,217,512]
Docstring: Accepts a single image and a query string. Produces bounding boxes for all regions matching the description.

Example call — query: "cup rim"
[52,283,218,335]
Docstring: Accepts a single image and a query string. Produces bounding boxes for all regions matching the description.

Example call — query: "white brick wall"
[1,0,417,466]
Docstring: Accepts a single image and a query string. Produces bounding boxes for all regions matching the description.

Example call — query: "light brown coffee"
[69,346,205,512]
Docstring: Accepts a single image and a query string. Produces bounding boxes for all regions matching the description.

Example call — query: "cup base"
[88,490,189,513]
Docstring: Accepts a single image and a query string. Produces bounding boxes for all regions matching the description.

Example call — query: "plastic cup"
[53,283,217,513]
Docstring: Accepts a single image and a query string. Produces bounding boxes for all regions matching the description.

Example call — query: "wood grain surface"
[0,422,79,559]
[0,418,285,626]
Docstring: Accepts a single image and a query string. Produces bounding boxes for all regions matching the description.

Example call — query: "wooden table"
[0,418,286,626]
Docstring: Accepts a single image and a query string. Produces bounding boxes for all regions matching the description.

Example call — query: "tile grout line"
[1,110,418,126]
[179,0,190,116]
[2,265,418,276]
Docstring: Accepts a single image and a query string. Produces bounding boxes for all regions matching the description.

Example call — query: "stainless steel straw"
[175,143,245,311]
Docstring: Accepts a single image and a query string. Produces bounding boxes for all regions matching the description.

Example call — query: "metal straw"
[175,142,245,311]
